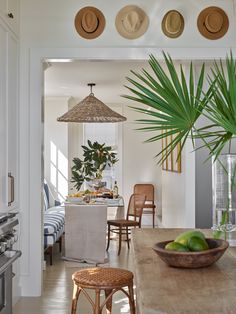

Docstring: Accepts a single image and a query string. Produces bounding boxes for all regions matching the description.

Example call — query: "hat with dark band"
[197,6,229,40]
[74,6,105,39]
[162,10,185,38]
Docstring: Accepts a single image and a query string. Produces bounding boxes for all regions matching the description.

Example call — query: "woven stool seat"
[71,267,135,314]
[72,267,133,288]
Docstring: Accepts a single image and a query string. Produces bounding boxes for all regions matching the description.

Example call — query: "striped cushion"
[44,209,65,235]
[44,213,64,228]
[44,206,65,248]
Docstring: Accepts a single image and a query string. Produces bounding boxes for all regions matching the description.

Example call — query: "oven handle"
[0,250,21,275]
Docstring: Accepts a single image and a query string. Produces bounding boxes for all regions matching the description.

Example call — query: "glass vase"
[212,154,236,246]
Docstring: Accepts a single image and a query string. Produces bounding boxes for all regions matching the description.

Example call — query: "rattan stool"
[71,267,135,314]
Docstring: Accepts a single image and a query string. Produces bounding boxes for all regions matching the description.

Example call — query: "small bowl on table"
[152,238,229,269]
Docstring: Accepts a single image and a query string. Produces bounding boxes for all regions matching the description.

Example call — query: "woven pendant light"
[57,83,126,123]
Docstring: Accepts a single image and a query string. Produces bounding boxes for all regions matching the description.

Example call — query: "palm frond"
[123,52,208,163]
[196,51,236,158]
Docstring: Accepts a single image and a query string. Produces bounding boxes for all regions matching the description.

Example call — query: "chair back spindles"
[126,194,146,226]
[133,184,156,228]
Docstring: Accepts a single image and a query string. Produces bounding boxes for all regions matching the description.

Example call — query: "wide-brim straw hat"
[115,5,149,39]
[197,6,229,40]
[162,10,184,38]
[74,6,105,39]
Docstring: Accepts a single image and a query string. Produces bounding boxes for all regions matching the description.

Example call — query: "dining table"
[64,197,124,264]
[131,228,236,314]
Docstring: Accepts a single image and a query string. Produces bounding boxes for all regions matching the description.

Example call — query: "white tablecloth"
[65,204,107,263]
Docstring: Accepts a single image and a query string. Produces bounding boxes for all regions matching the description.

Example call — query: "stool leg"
[71,284,81,314]
[105,289,113,314]
[128,282,136,314]
[94,289,101,314]
[106,223,111,251]
[118,226,122,255]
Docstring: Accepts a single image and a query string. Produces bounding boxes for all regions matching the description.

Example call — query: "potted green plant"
[123,51,236,240]
[71,140,118,191]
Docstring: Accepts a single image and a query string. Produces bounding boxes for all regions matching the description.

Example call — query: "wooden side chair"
[71,267,135,314]
[106,193,146,255]
[134,184,156,228]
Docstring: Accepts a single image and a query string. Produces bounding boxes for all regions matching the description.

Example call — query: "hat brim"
[162,10,185,39]
[115,5,149,39]
[74,6,105,40]
[197,6,229,40]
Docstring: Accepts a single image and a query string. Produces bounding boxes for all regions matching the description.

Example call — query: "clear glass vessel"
[212,154,236,245]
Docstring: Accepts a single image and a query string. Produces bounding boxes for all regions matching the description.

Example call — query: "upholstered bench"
[44,206,65,265]
[43,181,65,265]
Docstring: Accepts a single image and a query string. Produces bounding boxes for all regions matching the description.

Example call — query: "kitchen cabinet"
[0,3,19,211]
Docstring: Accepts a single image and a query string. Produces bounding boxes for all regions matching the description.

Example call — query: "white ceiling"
[44,60,150,104]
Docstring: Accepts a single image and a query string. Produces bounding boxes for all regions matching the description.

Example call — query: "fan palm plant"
[123,51,236,163]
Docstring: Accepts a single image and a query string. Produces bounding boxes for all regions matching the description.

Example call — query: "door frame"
[20,47,233,295]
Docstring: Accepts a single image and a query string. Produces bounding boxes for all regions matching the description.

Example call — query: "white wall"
[162,139,195,228]
[123,105,161,222]
[19,0,236,296]
[21,0,236,49]
[44,97,69,202]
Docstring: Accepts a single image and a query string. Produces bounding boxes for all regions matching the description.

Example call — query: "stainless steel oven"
[0,214,21,314]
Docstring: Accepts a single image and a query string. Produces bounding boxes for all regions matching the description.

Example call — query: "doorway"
[38,53,162,293]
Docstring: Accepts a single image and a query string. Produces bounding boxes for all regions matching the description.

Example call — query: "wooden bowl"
[152,238,229,268]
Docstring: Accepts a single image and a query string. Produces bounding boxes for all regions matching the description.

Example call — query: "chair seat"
[72,267,133,288]
[107,219,139,227]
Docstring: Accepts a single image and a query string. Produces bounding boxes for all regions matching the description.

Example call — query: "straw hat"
[115,5,149,39]
[162,10,184,38]
[74,6,105,39]
[197,7,229,40]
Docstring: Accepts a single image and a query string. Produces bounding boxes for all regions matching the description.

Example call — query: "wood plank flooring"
[13,237,135,314]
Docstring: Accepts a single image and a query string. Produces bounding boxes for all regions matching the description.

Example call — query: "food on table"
[67,189,91,198]
[165,241,190,252]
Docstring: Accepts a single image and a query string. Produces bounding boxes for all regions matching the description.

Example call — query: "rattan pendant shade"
[57,83,126,123]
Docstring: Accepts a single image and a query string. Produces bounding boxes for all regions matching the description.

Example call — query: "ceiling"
[44,60,150,104]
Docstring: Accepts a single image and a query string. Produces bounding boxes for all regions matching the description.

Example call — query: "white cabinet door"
[0,23,7,211]
[7,32,18,209]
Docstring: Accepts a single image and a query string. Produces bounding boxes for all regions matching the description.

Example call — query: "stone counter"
[131,228,236,314]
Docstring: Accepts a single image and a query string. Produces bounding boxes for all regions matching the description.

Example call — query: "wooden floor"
[13,237,135,314]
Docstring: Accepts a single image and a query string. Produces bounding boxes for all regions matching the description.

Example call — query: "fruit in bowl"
[153,230,229,268]
[165,230,209,252]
